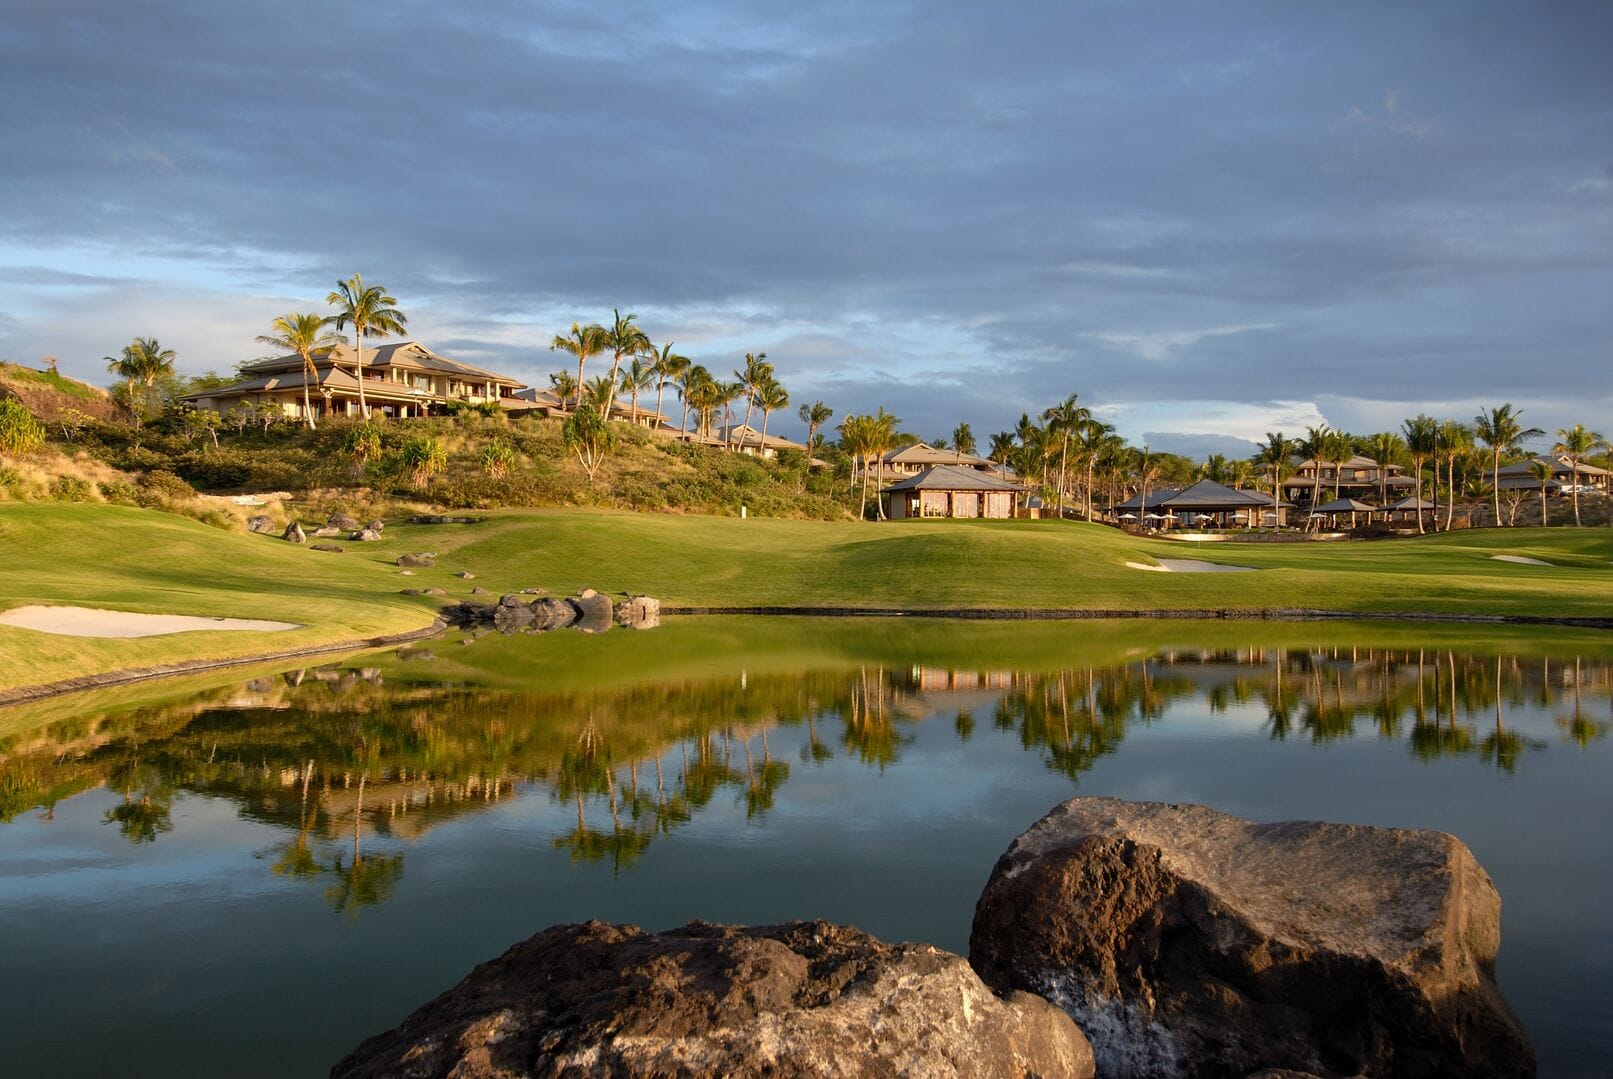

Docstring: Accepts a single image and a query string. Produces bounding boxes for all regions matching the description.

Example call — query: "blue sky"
[1,1,1608,455]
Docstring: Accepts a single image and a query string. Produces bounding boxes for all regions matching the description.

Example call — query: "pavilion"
[880,465,1027,519]
[1112,479,1289,528]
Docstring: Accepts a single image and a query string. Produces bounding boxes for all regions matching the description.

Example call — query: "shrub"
[48,476,95,502]
[99,480,141,506]
[0,397,46,458]
[141,469,196,503]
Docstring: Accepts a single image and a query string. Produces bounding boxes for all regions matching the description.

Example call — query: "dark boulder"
[531,597,576,630]
[352,528,383,542]
[246,514,277,535]
[492,603,536,633]
[397,552,436,568]
[282,522,306,544]
[365,519,384,532]
[969,797,1535,1079]
[327,512,359,531]
[310,543,344,553]
[332,920,1093,1079]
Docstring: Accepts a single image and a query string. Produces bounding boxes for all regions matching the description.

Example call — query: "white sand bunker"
[0,605,302,638]
[1490,554,1554,567]
[1126,558,1255,573]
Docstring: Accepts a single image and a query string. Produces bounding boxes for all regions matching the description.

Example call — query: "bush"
[141,469,196,503]
[48,476,95,502]
[0,397,46,458]
[99,480,141,506]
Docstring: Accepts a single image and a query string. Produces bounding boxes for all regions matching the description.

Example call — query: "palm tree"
[718,381,746,446]
[256,313,342,429]
[584,375,616,412]
[798,401,833,459]
[1552,424,1608,526]
[1401,415,1438,533]
[1321,429,1354,500]
[1474,405,1544,527]
[676,364,713,436]
[838,414,872,515]
[1041,394,1090,517]
[649,342,689,427]
[602,309,650,421]
[1528,459,1554,526]
[988,431,1016,479]
[621,357,656,419]
[104,337,177,428]
[734,352,772,437]
[1368,431,1405,507]
[952,422,975,460]
[326,275,407,418]
[1299,424,1331,510]
[1255,432,1291,511]
[1077,418,1114,520]
[548,369,579,405]
[1437,421,1472,531]
[550,323,609,410]
[756,379,789,448]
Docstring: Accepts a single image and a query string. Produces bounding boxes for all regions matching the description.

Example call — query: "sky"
[1,1,1609,456]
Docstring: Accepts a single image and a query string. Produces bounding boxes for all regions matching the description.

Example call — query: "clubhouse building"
[1112,479,1289,528]
[881,465,1027,519]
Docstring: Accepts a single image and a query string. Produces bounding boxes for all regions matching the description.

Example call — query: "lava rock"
[246,514,277,535]
[397,552,436,568]
[456,571,476,580]
[531,597,576,630]
[313,526,344,539]
[969,797,1535,1079]
[282,522,306,544]
[573,591,612,633]
[353,528,383,542]
[492,603,536,633]
[332,920,1093,1079]
[310,543,344,553]
[614,595,661,630]
[327,512,359,531]
[365,519,385,533]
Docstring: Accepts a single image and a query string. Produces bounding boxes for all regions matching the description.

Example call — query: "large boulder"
[282,522,306,544]
[245,514,277,535]
[531,597,576,631]
[491,602,536,634]
[352,528,383,542]
[969,798,1534,1079]
[332,920,1094,1079]
[572,590,613,633]
[614,595,661,630]
[397,552,436,568]
[327,512,360,531]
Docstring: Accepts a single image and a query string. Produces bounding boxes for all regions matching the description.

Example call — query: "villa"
[880,464,1027,519]
[717,423,807,460]
[870,442,1000,477]
[1280,454,1416,507]
[1112,478,1289,528]
[1495,455,1612,494]
[184,341,524,420]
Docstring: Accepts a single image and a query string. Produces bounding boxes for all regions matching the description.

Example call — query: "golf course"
[3,501,1611,697]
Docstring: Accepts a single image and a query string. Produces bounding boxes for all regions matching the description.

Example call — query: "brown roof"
[882,465,1026,493]
[881,442,995,468]
[243,341,521,386]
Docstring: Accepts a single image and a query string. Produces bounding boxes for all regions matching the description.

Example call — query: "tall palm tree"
[1368,431,1405,508]
[1401,415,1438,533]
[1528,459,1554,526]
[734,352,772,437]
[798,401,833,459]
[867,408,900,519]
[1321,429,1354,500]
[988,431,1016,480]
[256,313,343,429]
[1437,421,1472,531]
[621,357,656,419]
[649,342,689,427]
[326,275,407,418]
[756,379,789,449]
[1077,418,1115,520]
[548,370,579,405]
[602,308,650,421]
[676,364,713,435]
[1255,432,1292,512]
[1041,394,1089,516]
[838,414,871,513]
[718,381,746,446]
[1474,404,1544,527]
[103,337,177,429]
[1552,424,1608,527]
[550,322,609,409]
[952,422,975,460]
[1299,424,1331,510]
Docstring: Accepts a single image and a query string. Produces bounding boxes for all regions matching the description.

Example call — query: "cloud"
[1086,324,1280,364]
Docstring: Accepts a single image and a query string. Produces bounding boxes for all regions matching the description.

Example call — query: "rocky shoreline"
[331,798,1536,1078]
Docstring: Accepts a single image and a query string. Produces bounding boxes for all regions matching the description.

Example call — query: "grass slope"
[361,510,1613,619]
[0,504,438,690]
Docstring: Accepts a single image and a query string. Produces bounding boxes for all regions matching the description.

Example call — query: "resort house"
[1495,455,1612,495]
[881,465,1027,519]
[1112,478,1288,528]
[717,423,807,460]
[1280,454,1416,508]
[873,442,1001,477]
[184,341,524,420]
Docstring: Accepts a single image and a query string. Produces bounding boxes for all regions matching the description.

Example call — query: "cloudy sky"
[2,1,1609,455]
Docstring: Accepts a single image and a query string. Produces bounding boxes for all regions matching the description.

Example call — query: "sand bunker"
[0,605,302,638]
[1126,558,1255,573]
[1490,554,1554,567]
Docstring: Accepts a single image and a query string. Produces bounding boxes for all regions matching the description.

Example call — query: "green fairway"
[0,504,438,692]
[3,503,1610,694]
[361,509,1613,619]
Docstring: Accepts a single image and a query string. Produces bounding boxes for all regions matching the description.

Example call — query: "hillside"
[0,361,121,423]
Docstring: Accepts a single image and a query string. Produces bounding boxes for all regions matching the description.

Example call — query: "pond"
[1,617,1610,1077]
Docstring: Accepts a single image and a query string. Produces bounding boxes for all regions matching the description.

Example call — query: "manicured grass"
[3,503,1610,694]
[353,509,1613,619]
[0,504,438,691]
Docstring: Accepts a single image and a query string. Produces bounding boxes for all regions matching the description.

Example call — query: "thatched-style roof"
[882,465,1026,493]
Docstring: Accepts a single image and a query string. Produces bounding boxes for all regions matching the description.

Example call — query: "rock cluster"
[969,798,1535,1079]
[442,591,657,635]
[409,514,483,525]
[331,920,1094,1079]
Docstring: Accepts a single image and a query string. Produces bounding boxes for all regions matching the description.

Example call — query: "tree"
[256,312,342,429]
[1078,418,1114,520]
[756,379,789,448]
[342,423,383,474]
[584,375,616,412]
[867,407,900,519]
[1552,424,1608,527]
[104,337,177,429]
[952,422,976,460]
[798,401,833,459]
[718,381,746,446]
[1474,405,1543,527]
[0,398,46,459]
[1321,429,1354,500]
[549,322,609,410]
[621,357,656,419]
[649,342,689,427]
[1299,425,1331,509]
[1041,395,1089,516]
[1368,431,1405,508]
[734,352,772,439]
[1255,432,1292,510]
[1401,415,1438,533]
[602,309,650,422]
[326,275,407,418]
[1437,421,1472,531]
[837,414,872,515]
[564,403,616,482]
[677,365,715,436]
[988,431,1016,479]
[1528,459,1553,526]
[548,369,579,405]
[400,436,446,487]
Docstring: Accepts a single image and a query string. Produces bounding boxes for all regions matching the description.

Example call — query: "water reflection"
[3,634,1611,910]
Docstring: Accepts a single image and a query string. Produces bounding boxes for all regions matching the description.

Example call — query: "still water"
[2,618,1610,1077]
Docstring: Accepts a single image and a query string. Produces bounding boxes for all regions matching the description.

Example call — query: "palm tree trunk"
[1540,485,1548,526]
[603,351,624,422]
[1493,453,1502,527]
[575,356,586,410]
[1571,459,1581,526]
[655,382,667,428]
[1057,437,1069,515]
[355,332,367,418]
[1446,457,1457,531]
[1086,456,1096,521]
[301,351,316,430]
